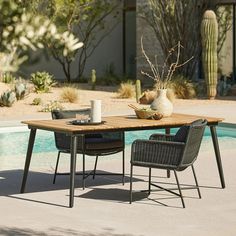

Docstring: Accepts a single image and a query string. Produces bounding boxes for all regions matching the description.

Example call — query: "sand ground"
[0,82,236,236]
[1,82,236,125]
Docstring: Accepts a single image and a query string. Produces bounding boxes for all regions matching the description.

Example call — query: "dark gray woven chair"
[130,119,207,208]
[51,109,125,189]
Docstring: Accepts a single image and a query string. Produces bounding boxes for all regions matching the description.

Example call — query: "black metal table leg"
[20,128,37,193]
[69,135,77,208]
[210,125,226,188]
[81,134,85,190]
[122,150,125,185]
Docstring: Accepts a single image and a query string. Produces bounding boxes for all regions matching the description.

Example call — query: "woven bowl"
[135,109,160,119]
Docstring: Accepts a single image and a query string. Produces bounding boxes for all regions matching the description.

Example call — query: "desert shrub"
[1,73,16,84]
[30,71,55,93]
[40,101,63,112]
[169,75,196,99]
[60,86,79,103]
[117,80,135,98]
[98,74,123,86]
[195,81,207,97]
[98,63,127,85]
[31,97,42,105]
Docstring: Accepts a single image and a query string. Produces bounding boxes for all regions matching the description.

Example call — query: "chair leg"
[53,151,61,184]
[93,155,98,179]
[191,165,201,199]
[122,150,125,185]
[129,164,133,204]
[148,168,151,195]
[82,153,85,190]
[167,169,171,178]
[173,170,185,208]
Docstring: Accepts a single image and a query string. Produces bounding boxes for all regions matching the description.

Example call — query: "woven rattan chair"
[130,119,207,208]
[51,109,125,189]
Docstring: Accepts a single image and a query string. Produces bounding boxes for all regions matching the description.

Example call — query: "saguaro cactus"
[201,10,218,99]
[91,69,96,90]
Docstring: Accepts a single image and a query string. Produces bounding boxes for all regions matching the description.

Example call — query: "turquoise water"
[0,125,236,157]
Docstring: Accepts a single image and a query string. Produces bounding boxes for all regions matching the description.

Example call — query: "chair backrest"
[177,119,207,170]
[52,109,91,119]
[51,109,91,151]
[51,109,124,152]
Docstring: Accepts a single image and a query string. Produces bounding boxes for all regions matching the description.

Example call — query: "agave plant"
[30,71,55,93]
[15,82,26,100]
[0,90,16,107]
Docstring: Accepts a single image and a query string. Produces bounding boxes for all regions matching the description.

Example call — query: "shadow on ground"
[0,226,143,236]
[78,187,148,203]
[0,169,140,196]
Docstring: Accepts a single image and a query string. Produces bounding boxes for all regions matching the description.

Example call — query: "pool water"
[0,125,236,157]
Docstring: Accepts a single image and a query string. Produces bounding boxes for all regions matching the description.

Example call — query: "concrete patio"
[0,99,236,236]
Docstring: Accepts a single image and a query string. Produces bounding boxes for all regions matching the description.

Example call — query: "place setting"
[68,99,106,125]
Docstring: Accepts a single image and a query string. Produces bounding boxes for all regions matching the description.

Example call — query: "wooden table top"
[22,113,223,134]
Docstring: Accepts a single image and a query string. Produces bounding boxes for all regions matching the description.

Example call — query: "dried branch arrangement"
[140,37,193,89]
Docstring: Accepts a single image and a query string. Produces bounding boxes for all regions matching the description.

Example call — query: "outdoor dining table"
[20,113,225,208]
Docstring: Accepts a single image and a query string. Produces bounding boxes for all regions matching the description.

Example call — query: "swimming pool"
[0,124,236,157]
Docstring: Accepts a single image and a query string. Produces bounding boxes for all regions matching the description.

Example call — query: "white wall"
[218,27,233,76]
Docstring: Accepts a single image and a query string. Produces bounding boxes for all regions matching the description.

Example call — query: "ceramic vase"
[150,89,173,117]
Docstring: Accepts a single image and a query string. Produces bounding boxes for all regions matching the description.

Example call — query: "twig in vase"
[141,38,193,90]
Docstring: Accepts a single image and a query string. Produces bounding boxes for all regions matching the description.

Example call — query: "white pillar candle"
[90,100,101,123]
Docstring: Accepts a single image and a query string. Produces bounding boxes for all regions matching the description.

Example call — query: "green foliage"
[0,0,83,74]
[15,82,26,100]
[201,10,218,99]
[98,63,125,86]
[1,73,16,84]
[0,90,16,107]
[30,71,55,93]
[98,76,121,86]
[40,100,63,112]
[169,75,196,99]
[31,97,42,105]
[21,0,121,81]
[117,80,135,98]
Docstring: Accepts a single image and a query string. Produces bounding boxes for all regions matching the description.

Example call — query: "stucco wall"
[21,7,123,80]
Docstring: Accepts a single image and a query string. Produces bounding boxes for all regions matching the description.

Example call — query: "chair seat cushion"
[84,138,124,150]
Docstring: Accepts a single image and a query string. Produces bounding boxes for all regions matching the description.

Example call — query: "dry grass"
[60,86,79,103]
[117,81,135,98]
[169,76,196,99]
